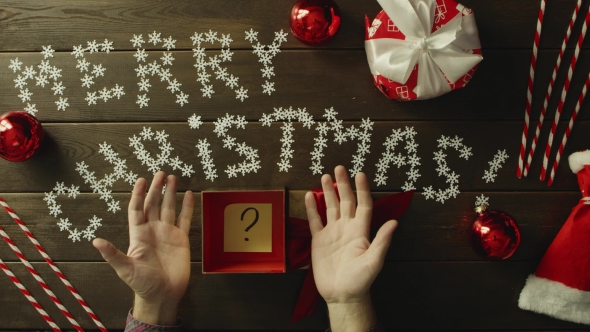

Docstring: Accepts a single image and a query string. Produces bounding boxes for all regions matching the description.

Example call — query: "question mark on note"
[241,207,259,241]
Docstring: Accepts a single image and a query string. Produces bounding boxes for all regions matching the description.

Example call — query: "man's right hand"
[305,166,397,332]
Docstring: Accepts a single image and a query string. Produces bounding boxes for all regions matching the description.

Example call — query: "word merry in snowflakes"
[8,30,287,115]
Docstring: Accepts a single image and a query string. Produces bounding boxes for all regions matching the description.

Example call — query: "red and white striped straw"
[517,0,546,178]
[0,226,83,331]
[0,256,61,332]
[523,0,583,177]
[541,8,590,181]
[0,198,107,332]
[548,73,590,186]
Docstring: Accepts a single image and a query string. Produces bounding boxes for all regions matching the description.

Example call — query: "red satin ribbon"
[286,185,414,324]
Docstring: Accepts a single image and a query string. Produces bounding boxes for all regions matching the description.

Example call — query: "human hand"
[305,166,397,331]
[93,171,194,325]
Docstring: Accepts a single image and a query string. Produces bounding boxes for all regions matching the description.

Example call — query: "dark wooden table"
[0,0,589,330]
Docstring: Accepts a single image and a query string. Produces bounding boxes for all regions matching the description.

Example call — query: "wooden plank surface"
[0,262,587,330]
[1,49,590,122]
[0,191,581,263]
[1,0,589,330]
[0,191,579,263]
[0,121,586,193]
[0,0,588,51]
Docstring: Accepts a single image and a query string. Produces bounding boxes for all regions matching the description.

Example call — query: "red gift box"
[365,0,483,101]
[201,190,286,273]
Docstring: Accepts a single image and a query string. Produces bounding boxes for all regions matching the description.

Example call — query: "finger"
[92,238,133,283]
[144,171,167,222]
[160,175,177,224]
[366,220,398,269]
[355,172,373,224]
[335,165,356,219]
[305,191,324,235]
[177,190,194,235]
[321,173,340,222]
[128,177,147,226]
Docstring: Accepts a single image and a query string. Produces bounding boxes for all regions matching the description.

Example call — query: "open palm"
[305,166,397,304]
[93,171,193,324]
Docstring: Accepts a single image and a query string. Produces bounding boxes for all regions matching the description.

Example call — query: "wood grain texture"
[0,0,587,51]
[1,49,590,122]
[0,121,586,193]
[1,0,589,330]
[0,191,579,263]
[0,262,587,330]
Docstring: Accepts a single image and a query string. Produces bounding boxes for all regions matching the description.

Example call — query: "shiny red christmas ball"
[0,111,44,162]
[471,207,521,260]
[290,0,341,45]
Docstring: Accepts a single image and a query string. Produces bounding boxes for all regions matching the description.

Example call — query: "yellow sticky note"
[223,203,272,252]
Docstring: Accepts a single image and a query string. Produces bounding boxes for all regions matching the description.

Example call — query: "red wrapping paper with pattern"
[365,0,483,101]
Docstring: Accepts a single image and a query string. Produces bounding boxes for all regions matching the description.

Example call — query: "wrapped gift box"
[201,189,286,273]
[365,0,483,101]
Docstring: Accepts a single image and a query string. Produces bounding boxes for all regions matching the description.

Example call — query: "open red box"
[201,189,285,273]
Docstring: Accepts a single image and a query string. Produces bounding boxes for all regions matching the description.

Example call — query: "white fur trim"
[568,150,590,174]
[519,274,590,325]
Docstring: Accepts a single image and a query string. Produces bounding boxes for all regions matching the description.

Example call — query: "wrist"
[327,295,377,332]
[132,295,180,326]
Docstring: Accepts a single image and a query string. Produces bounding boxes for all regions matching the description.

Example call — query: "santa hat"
[518,150,590,325]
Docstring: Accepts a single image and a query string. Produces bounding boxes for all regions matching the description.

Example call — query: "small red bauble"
[290,0,341,45]
[0,111,44,162]
[471,205,521,260]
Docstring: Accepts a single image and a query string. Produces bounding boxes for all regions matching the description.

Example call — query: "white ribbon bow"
[366,0,483,100]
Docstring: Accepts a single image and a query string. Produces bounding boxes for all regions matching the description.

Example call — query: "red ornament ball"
[290,0,341,45]
[0,111,44,162]
[471,208,521,260]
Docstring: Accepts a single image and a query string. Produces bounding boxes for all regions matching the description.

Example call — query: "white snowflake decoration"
[245,29,287,96]
[72,128,193,218]
[482,149,509,183]
[195,139,218,181]
[45,183,105,243]
[11,48,72,112]
[191,30,246,101]
[131,32,187,108]
[131,127,195,177]
[374,126,421,192]
[259,107,315,173]
[308,108,373,175]
[9,58,23,73]
[201,113,260,178]
[55,97,69,111]
[72,39,124,107]
[188,114,203,129]
[475,194,489,207]
[24,103,38,115]
[423,135,472,204]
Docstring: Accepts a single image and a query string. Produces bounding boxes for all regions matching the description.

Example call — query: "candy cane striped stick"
[518,0,547,178]
[0,226,83,331]
[541,8,590,181]
[548,73,590,186]
[0,256,61,332]
[0,198,107,332]
[523,0,583,177]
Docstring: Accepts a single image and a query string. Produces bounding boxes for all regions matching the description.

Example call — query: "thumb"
[93,238,132,282]
[366,220,398,268]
